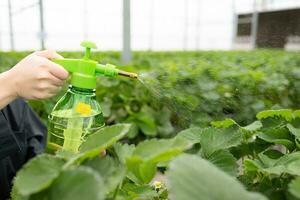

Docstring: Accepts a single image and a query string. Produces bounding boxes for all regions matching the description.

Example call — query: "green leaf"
[243,159,263,173]
[121,183,158,199]
[132,138,190,162]
[48,167,104,200]
[127,137,192,184]
[156,107,174,137]
[211,118,236,128]
[258,149,284,168]
[208,150,238,176]
[287,124,300,148]
[263,152,300,176]
[55,150,76,161]
[242,121,263,132]
[99,98,112,117]
[257,128,294,151]
[167,155,267,200]
[126,123,139,139]
[134,112,157,136]
[256,109,293,121]
[200,127,243,157]
[11,187,29,200]
[287,123,300,138]
[138,161,157,183]
[13,154,65,196]
[289,177,300,199]
[176,127,202,143]
[82,156,126,193]
[114,142,135,164]
[126,156,144,184]
[63,124,131,167]
[79,124,130,154]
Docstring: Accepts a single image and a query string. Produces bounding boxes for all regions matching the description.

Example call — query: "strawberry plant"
[11,109,300,200]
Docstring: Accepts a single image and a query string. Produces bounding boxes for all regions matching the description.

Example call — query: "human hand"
[7,50,69,100]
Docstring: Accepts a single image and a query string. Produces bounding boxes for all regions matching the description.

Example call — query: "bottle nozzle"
[118,70,138,79]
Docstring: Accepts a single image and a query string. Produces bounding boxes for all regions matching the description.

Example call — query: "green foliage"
[5,50,300,199]
[12,109,300,200]
[79,123,131,153]
[126,136,193,184]
[46,167,105,200]
[167,155,267,200]
[199,127,243,157]
[82,156,126,193]
[13,155,65,197]
[207,150,238,176]
[2,50,300,140]
[289,177,300,199]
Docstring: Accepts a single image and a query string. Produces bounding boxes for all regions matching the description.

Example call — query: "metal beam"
[183,0,188,50]
[8,0,14,51]
[231,0,237,49]
[195,0,201,49]
[121,0,131,64]
[250,0,259,49]
[39,0,45,49]
[148,0,154,50]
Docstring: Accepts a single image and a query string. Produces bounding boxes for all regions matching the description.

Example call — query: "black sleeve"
[23,101,47,160]
[0,99,47,200]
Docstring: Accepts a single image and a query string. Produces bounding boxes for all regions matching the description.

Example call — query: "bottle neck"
[69,85,95,95]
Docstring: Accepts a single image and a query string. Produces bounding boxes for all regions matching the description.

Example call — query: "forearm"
[0,70,17,110]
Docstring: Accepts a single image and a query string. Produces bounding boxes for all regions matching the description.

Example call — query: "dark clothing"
[0,99,47,199]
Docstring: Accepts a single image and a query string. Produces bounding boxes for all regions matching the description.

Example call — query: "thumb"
[35,49,63,59]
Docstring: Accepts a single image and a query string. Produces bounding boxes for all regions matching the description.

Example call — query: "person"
[0,50,69,199]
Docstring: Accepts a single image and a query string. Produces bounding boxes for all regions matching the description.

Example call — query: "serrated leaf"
[242,121,263,132]
[114,142,135,164]
[258,149,284,168]
[243,159,263,173]
[208,150,238,176]
[11,186,28,200]
[48,167,104,200]
[289,177,300,199]
[256,109,293,121]
[138,162,157,183]
[167,155,267,200]
[127,137,192,184]
[80,124,130,153]
[63,124,131,167]
[211,118,237,128]
[121,183,158,199]
[13,154,65,196]
[126,123,139,139]
[257,128,294,151]
[200,127,243,157]
[176,127,203,143]
[287,124,300,138]
[132,138,189,162]
[262,152,300,176]
[82,156,126,193]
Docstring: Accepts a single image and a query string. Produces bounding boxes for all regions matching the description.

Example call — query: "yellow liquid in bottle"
[47,110,104,153]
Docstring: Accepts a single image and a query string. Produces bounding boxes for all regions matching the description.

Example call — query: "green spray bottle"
[47,41,137,153]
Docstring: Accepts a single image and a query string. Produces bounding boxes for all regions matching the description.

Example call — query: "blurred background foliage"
[1,50,300,143]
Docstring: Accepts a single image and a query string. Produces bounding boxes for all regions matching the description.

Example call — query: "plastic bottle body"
[47,85,105,153]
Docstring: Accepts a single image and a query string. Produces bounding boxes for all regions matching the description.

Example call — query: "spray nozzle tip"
[118,70,138,79]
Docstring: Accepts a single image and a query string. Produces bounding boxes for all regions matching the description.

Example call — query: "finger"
[41,58,69,80]
[49,74,65,86]
[46,85,62,95]
[35,49,63,59]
